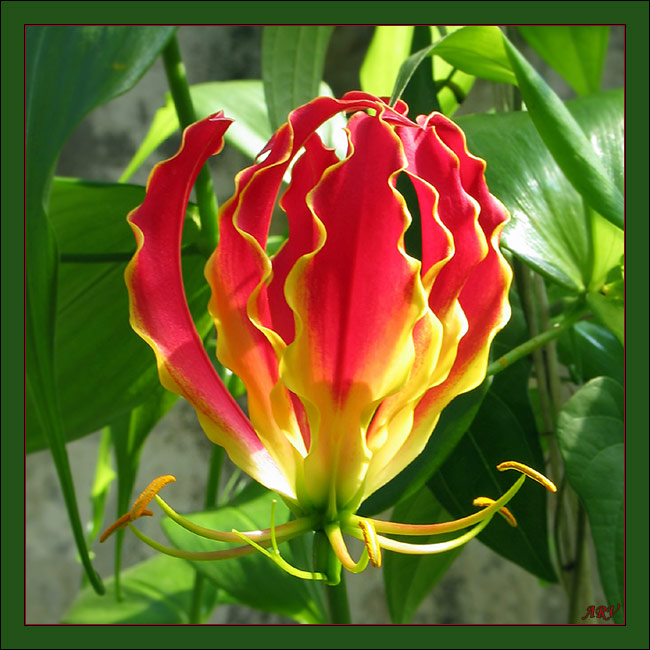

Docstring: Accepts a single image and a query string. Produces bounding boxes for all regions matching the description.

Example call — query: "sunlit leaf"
[360,26,414,97]
[120,80,273,182]
[431,25,516,85]
[458,90,623,292]
[503,35,623,230]
[518,26,609,96]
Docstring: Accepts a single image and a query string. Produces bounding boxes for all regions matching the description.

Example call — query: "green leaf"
[63,554,221,624]
[587,290,624,345]
[458,89,623,292]
[120,79,345,185]
[431,25,517,85]
[518,26,610,96]
[262,26,334,130]
[86,429,116,545]
[26,25,173,594]
[120,80,273,182]
[27,179,211,452]
[429,27,475,116]
[556,377,624,622]
[360,26,414,97]
[383,487,462,623]
[503,35,623,230]
[429,307,557,583]
[557,321,624,386]
[162,482,325,623]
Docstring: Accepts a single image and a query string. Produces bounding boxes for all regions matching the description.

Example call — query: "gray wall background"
[27,26,623,624]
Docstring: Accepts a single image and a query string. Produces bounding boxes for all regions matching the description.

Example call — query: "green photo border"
[5,1,648,647]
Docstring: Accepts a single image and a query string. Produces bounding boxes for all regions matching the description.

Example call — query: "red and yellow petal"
[364,113,512,496]
[280,113,429,512]
[125,114,294,499]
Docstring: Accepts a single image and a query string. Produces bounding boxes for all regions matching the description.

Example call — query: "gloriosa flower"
[103,92,555,579]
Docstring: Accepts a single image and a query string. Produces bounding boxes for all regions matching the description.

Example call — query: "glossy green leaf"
[587,290,624,345]
[557,321,624,386]
[518,26,609,96]
[63,554,221,623]
[27,179,211,453]
[431,25,517,85]
[262,26,334,130]
[383,487,462,623]
[429,27,475,116]
[120,80,273,182]
[26,25,174,594]
[458,89,623,292]
[429,307,557,583]
[162,482,325,623]
[503,36,623,230]
[360,26,414,97]
[556,378,624,622]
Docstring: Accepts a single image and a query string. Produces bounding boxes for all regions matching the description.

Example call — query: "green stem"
[324,576,351,624]
[512,261,554,435]
[189,446,225,624]
[568,504,593,623]
[486,307,585,378]
[534,275,563,417]
[313,531,350,623]
[162,34,219,253]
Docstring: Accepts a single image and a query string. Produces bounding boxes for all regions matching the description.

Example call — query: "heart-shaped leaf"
[556,377,624,622]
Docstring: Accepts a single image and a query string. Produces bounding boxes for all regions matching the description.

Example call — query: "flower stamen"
[473,496,517,527]
[100,475,176,543]
[497,461,557,492]
[233,500,329,582]
[358,518,382,568]
[131,474,177,517]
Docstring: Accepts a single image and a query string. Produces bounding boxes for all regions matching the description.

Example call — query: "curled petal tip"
[497,461,557,493]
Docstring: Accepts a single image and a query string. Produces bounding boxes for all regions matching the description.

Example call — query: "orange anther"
[497,461,557,493]
[473,497,518,527]
[358,519,382,568]
[131,475,176,518]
